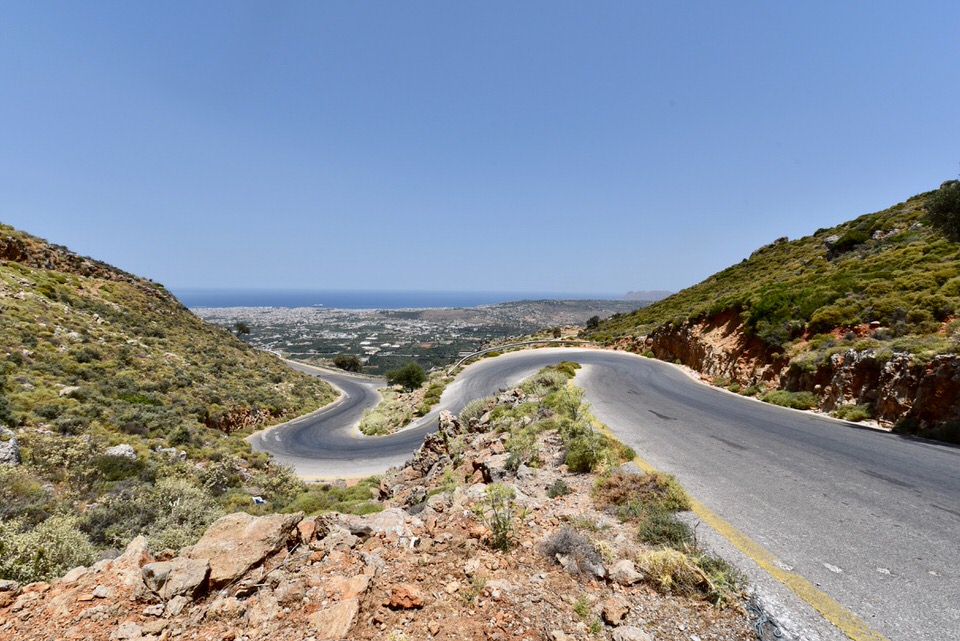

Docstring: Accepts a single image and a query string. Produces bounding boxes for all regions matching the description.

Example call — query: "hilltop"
[586,182,960,442]
[0,222,337,582]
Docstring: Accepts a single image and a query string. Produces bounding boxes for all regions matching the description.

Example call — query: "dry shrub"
[594,470,690,512]
[636,548,711,595]
[541,526,602,575]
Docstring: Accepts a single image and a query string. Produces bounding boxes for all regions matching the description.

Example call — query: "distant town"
[193,299,645,374]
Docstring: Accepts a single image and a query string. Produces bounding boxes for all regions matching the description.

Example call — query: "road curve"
[254,348,960,641]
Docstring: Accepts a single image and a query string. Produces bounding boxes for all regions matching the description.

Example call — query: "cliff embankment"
[621,312,960,441]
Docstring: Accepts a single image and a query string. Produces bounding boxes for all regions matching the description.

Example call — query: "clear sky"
[1,2,958,296]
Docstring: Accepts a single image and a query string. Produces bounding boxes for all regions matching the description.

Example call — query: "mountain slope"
[587,183,960,441]
[0,222,337,580]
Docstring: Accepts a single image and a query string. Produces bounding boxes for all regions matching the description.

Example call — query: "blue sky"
[1,2,958,296]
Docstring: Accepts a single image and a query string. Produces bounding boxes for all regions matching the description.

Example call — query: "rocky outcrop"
[638,311,787,385]
[201,406,279,434]
[641,314,960,433]
[181,512,302,588]
[141,558,210,600]
[0,427,20,465]
[103,444,137,460]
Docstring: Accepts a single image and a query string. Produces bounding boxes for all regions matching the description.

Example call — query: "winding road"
[250,348,960,641]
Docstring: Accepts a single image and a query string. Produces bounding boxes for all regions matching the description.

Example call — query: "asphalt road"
[254,349,960,641]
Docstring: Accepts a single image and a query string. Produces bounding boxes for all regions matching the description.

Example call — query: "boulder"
[311,598,359,639]
[109,536,154,587]
[601,597,630,625]
[612,627,654,641]
[181,512,301,588]
[387,583,424,609]
[141,557,210,600]
[104,444,136,460]
[157,447,186,462]
[479,453,512,482]
[609,559,643,586]
[0,579,21,608]
[0,426,20,465]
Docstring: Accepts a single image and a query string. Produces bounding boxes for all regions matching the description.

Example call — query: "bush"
[0,515,97,582]
[761,390,818,410]
[926,180,960,242]
[333,354,363,373]
[541,527,602,575]
[635,504,693,549]
[594,471,691,512]
[385,362,426,391]
[694,553,748,607]
[546,479,572,498]
[473,483,517,551]
[833,404,872,422]
[459,396,493,424]
[564,431,606,473]
[81,477,222,551]
[0,466,57,526]
[636,548,711,596]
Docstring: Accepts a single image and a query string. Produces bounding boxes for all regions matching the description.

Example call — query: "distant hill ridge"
[588,184,960,443]
[622,290,672,302]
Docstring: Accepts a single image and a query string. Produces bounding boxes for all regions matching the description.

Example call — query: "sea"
[173,288,622,310]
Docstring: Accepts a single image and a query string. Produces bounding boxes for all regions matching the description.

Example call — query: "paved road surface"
[253,349,960,640]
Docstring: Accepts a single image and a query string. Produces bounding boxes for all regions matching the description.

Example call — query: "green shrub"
[636,504,693,549]
[926,181,960,242]
[385,361,426,391]
[333,354,363,373]
[565,431,606,473]
[761,390,818,410]
[546,479,572,498]
[474,483,517,551]
[833,404,872,422]
[0,515,97,582]
[0,466,58,526]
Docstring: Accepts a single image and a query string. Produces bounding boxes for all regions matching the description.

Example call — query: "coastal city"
[193,299,643,373]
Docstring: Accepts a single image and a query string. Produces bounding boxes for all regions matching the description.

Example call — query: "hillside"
[0,366,758,641]
[0,223,337,581]
[587,182,960,442]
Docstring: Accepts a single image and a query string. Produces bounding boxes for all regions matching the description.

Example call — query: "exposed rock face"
[641,314,960,430]
[181,512,302,588]
[0,426,20,465]
[640,311,787,385]
[104,444,137,460]
[141,558,210,600]
[311,598,359,638]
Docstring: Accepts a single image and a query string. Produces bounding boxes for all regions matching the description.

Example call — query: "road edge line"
[590,418,890,641]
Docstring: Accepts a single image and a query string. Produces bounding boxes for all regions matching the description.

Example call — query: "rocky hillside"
[0,222,337,581]
[587,183,960,443]
[0,367,762,641]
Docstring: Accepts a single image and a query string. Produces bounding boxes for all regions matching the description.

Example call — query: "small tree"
[333,354,363,373]
[585,315,601,330]
[927,180,960,242]
[386,361,426,391]
[552,327,563,338]
[233,321,251,337]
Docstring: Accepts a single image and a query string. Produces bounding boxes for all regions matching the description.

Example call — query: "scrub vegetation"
[587,184,960,355]
[0,223,347,582]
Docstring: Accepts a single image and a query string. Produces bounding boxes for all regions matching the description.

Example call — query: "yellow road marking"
[590,418,890,641]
